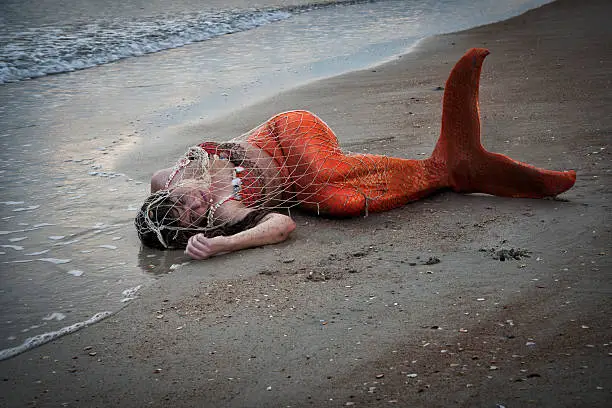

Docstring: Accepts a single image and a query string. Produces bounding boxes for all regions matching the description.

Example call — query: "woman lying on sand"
[135,48,576,260]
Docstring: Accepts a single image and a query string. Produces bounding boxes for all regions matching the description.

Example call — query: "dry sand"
[1,0,610,407]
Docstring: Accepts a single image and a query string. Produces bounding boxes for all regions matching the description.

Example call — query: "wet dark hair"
[134,190,272,250]
[134,191,197,249]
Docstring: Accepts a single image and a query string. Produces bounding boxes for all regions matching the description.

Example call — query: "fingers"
[185,234,229,261]
[185,234,213,260]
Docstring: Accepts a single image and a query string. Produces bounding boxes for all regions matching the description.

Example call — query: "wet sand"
[1,0,611,407]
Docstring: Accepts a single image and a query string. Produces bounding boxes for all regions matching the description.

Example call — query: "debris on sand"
[423,256,441,265]
[259,269,279,276]
[306,267,343,281]
[307,271,329,282]
[481,247,531,261]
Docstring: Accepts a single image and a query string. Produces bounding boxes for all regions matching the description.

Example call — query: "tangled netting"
[135,110,430,249]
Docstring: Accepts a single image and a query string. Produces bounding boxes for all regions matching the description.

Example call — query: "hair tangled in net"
[135,146,215,249]
[135,191,189,249]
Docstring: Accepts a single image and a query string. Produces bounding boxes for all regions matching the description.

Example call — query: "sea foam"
[0,311,112,361]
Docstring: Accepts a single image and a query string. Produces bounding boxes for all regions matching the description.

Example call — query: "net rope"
[135,110,396,248]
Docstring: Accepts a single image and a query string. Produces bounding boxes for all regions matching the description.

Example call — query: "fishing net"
[134,110,425,249]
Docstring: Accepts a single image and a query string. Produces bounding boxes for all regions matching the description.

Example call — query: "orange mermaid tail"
[247,48,576,217]
[431,48,576,198]
[248,111,445,216]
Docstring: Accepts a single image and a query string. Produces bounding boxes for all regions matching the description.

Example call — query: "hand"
[185,234,229,260]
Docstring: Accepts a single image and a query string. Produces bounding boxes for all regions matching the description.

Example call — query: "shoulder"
[151,168,173,192]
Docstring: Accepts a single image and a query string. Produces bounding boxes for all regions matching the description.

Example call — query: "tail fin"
[431,48,576,198]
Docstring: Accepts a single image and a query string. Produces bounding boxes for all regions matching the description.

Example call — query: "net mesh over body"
[135,48,576,249]
[135,110,448,248]
[245,110,447,216]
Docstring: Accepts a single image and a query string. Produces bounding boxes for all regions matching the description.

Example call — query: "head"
[134,185,212,249]
[136,144,219,249]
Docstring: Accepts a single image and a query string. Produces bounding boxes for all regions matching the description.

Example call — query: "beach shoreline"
[1,0,610,407]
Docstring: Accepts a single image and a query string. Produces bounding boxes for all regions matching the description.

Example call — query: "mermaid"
[135,48,576,260]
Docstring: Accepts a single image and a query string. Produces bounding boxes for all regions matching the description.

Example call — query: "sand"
[1,0,610,407]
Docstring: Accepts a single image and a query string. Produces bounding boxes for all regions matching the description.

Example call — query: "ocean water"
[0,0,551,360]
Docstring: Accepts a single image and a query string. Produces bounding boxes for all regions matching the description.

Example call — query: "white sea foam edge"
[0,311,113,361]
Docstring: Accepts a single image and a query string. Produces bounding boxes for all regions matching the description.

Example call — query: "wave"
[0,9,291,84]
[0,311,112,361]
[0,0,384,84]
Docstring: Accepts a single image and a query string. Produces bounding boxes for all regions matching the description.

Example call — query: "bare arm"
[184,213,296,260]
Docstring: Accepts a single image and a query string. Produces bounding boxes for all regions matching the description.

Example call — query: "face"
[167,182,212,228]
